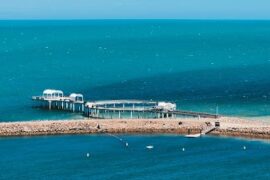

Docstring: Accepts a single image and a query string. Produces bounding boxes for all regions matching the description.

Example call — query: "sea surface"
[1,20,270,121]
[1,134,270,179]
[1,20,270,179]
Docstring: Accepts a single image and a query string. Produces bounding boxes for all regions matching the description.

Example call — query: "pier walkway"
[32,89,219,119]
[201,125,216,135]
[185,123,216,138]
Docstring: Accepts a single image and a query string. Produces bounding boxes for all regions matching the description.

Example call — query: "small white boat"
[185,134,201,138]
[146,145,154,149]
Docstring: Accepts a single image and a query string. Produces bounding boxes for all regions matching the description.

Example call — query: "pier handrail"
[90,100,158,105]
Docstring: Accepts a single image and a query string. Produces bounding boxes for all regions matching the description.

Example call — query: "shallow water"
[1,20,270,121]
[0,134,270,179]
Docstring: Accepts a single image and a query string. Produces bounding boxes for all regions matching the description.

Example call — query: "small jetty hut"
[43,89,63,99]
[32,89,84,112]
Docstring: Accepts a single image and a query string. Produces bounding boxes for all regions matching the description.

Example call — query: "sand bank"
[0,117,270,139]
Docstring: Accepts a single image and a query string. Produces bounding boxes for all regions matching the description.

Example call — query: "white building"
[69,93,84,102]
[42,89,63,99]
[156,102,176,111]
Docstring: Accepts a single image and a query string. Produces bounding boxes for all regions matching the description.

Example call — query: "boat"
[185,134,201,138]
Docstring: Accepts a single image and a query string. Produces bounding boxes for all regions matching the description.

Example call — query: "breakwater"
[0,119,201,136]
[0,117,270,139]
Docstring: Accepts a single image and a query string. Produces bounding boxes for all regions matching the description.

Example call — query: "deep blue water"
[1,135,270,179]
[1,20,270,179]
[1,20,270,121]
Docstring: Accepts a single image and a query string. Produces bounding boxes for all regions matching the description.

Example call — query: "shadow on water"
[84,64,270,116]
[86,64,270,101]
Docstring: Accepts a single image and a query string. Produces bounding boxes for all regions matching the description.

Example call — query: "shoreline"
[1,117,270,139]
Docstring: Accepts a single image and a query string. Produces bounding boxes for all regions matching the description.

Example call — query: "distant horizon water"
[1,19,270,22]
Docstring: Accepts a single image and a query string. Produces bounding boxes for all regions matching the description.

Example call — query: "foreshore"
[0,117,270,139]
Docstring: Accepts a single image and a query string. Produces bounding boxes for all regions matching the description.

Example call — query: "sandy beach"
[0,117,270,139]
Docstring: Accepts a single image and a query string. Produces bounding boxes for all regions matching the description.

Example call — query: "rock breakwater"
[0,117,270,139]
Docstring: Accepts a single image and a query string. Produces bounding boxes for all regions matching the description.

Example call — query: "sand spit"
[0,117,270,139]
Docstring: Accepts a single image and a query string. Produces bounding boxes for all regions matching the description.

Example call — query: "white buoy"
[125,142,129,147]
[86,153,90,157]
[182,148,185,152]
[243,146,246,150]
[146,145,154,149]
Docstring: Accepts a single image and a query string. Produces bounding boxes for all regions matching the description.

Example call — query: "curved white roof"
[43,89,63,94]
[157,102,176,110]
[69,93,83,98]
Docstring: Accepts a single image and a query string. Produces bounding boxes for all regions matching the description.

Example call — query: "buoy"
[146,145,154,149]
[243,146,246,150]
[182,148,185,152]
[86,153,90,157]
[125,142,129,147]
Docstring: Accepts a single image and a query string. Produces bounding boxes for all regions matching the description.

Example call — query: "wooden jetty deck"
[171,110,218,119]
[32,89,219,119]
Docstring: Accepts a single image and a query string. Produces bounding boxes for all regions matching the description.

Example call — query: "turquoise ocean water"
[1,20,270,179]
[1,20,270,121]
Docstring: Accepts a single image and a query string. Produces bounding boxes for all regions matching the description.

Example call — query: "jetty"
[32,89,219,119]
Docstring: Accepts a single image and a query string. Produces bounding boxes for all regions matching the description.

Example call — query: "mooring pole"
[49,101,52,110]
[216,104,219,117]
